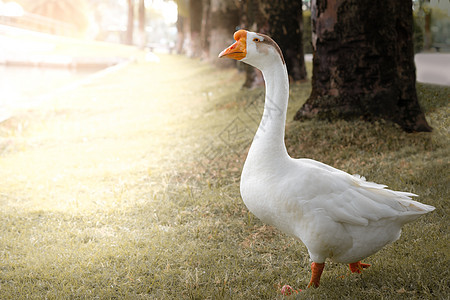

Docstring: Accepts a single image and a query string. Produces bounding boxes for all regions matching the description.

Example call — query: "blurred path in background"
[0,25,149,122]
[0,24,141,68]
[415,53,450,86]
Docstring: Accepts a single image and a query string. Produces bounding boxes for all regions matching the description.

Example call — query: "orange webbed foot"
[307,262,325,288]
[348,261,371,273]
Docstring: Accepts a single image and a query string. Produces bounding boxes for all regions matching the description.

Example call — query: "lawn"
[0,54,448,299]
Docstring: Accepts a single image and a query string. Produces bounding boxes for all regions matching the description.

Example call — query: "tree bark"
[175,0,189,54]
[126,0,134,45]
[209,0,240,68]
[423,9,432,50]
[189,0,203,57]
[200,0,211,59]
[240,0,264,88]
[265,0,307,81]
[138,0,146,49]
[295,0,431,132]
[240,0,307,87]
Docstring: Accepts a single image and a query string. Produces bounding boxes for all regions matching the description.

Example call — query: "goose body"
[219,30,435,288]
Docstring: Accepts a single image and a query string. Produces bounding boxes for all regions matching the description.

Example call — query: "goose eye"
[253,38,260,42]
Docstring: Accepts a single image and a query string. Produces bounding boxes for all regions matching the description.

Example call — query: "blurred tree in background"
[125,0,134,44]
[208,0,240,68]
[175,0,188,54]
[123,0,147,46]
[188,0,202,57]
[264,0,307,81]
[240,0,307,87]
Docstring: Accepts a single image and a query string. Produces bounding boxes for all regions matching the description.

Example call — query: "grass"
[0,54,448,299]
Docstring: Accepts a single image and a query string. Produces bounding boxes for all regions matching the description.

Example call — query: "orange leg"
[307,262,325,288]
[348,261,371,273]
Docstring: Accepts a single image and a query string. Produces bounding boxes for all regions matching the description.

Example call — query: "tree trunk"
[138,0,146,49]
[295,0,431,132]
[189,0,203,57]
[175,0,189,54]
[200,0,211,59]
[209,0,240,68]
[126,0,134,45]
[423,10,432,50]
[240,0,264,88]
[265,0,307,81]
[240,0,307,87]
[176,15,186,54]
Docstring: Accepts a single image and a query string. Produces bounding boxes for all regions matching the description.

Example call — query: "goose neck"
[252,62,289,158]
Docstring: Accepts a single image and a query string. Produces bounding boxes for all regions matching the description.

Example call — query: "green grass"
[0,55,448,299]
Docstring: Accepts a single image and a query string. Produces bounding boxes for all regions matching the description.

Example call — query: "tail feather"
[397,198,435,213]
[352,173,435,215]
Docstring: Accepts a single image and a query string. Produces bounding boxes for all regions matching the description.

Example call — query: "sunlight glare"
[149,0,178,24]
[0,1,24,17]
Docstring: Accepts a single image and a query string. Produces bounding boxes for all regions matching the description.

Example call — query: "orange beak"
[218,30,247,60]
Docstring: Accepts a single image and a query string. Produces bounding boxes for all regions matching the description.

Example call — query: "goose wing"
[293,159,435,226]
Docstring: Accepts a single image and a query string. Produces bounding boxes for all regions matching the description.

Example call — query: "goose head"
[219,30,285,70]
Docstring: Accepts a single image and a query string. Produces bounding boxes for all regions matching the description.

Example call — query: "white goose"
[219,30,435,288]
